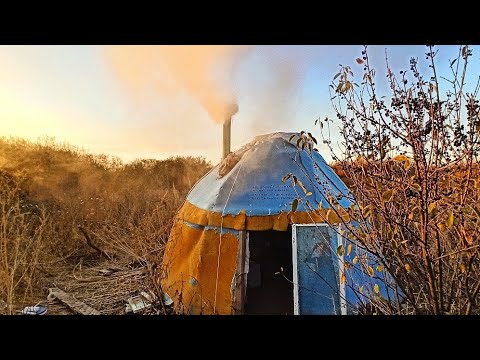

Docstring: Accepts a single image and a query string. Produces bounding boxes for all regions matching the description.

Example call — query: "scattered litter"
[37,257,164,315]
[98,269,113,276]
[162,293,174,307]
[21,306,47,315]
[98,266,124,276]
[125,303,133,313]
[140,291,157,303]
[125,290,162,314]
[127,294,152,313]
[48,287,101,315]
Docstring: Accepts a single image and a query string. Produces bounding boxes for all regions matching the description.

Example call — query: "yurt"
[160,131,389,315]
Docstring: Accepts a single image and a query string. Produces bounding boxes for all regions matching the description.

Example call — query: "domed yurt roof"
[181,132,352,232]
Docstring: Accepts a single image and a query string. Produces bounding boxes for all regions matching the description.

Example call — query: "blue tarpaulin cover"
[187,132,352,216]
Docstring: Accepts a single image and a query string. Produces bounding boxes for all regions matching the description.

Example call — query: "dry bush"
[0,137,211,313]
[0,172,49,314]
[298,45,480,314]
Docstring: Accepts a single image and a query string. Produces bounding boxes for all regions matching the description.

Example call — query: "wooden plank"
[47,288,101,315]
[231,230,247,314]
[337,225,347,315]
[292,225,299,315]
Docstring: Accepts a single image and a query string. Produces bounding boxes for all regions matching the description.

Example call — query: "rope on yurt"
[213,156,246,314]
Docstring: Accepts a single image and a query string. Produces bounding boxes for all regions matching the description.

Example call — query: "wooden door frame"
[232,230,248,314]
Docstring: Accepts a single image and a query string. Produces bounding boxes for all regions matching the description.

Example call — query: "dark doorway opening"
[245,229,294,315]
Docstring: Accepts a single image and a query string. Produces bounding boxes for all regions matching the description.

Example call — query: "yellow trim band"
[179,200,335,231]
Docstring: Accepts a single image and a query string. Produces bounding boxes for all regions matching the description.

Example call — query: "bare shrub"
[295,45,480,314]
[0,172,48,314]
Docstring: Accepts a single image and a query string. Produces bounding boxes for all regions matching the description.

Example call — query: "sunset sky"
[1,45,478,164]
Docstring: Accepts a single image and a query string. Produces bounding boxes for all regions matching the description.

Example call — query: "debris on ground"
[98,269,113,276]
[125,290,162,314]
[162,293,173,306]
[39,256,167,315]
[126,294,151,314]
[0,299,7,310]
[98,265,124,276]
[48,287,101,315]
[21,305,47,315]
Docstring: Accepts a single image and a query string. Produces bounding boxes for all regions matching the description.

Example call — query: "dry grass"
[0,136,211,314]
[0,172,48,314]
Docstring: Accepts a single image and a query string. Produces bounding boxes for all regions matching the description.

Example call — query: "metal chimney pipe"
[223,118,231,160]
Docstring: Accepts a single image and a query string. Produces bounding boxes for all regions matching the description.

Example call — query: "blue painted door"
[292,225,341,315]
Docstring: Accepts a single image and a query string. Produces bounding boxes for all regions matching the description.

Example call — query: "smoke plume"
[104,45,249,123]
[104,45,315,157]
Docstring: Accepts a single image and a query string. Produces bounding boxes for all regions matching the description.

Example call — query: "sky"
[0,45,478,165]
